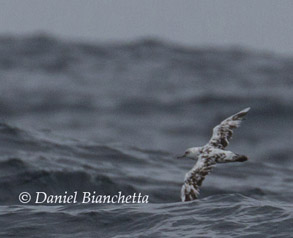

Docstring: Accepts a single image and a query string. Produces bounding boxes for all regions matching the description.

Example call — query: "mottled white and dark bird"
[177,107,250,202]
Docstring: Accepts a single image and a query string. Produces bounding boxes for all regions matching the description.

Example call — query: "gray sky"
[1,0,293,55]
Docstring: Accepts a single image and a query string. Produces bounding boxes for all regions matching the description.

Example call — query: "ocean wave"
[1,35,293,237]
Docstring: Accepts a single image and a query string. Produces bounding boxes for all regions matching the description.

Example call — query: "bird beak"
[177,154,186,159]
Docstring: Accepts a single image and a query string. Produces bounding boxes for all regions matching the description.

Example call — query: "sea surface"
[0,35,293,237]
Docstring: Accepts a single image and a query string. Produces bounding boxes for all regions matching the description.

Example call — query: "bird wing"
[181,155,215,202]
[208,107,250,149]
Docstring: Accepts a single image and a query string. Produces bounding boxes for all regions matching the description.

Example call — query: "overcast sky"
[1,0,293,55]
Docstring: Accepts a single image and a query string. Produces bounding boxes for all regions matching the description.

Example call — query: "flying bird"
[177,107,250,202]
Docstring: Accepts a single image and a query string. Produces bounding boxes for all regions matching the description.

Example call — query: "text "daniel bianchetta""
[18,191,149,204]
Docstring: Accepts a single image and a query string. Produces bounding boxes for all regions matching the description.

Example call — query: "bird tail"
[233,154,248,162]
[215,150,248,163]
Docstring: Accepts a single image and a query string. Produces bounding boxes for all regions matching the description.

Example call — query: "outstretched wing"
[181,156,215,202]
[208,107,250,149]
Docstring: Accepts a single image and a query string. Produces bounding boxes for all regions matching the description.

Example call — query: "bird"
[177,107,250,202]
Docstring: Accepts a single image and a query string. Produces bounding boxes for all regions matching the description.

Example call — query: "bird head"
[177,147,201,160]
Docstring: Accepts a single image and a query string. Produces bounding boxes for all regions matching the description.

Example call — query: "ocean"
[0,35,292,237]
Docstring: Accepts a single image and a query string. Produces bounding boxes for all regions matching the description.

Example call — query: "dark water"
[0,35,293,237]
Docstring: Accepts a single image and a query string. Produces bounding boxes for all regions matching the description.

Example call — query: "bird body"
[178,108,250,202]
